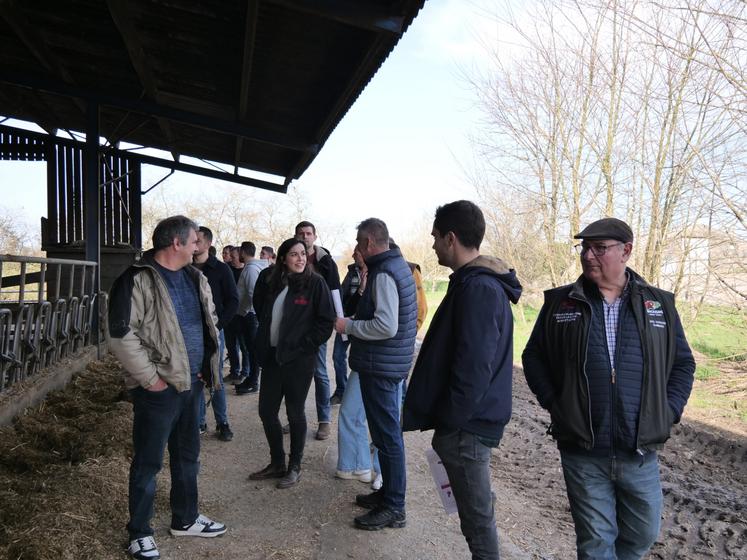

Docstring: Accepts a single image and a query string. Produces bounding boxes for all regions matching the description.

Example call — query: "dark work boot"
[276,465,301,489]
[354,506,406,530]
[248,463,286,480]
[216,422,233,442]
[355,488,385,509]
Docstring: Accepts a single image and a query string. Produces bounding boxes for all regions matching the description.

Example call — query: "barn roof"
[0,0,425,191]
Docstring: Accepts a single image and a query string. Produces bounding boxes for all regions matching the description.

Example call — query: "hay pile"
[0,355,133,560]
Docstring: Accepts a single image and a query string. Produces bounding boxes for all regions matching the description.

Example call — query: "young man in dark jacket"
[522,217,695,560]
[403,200,522,560]
[295,221,342,440]
[193,226,239,441]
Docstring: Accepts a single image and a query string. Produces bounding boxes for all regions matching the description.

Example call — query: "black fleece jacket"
[253,270,335,367]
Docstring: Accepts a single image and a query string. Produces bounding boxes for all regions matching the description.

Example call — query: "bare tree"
[396,214,444,291]
[469,0,746,304]
[0,206,40,255]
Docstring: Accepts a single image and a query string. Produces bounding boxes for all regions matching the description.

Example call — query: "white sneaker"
[128,536,160,559]
[371,472,383,490]
[169,514,227,537]
[335,469,373,483]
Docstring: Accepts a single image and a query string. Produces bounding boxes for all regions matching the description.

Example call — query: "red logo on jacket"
[559,299,576,311]
[294,297,309,305]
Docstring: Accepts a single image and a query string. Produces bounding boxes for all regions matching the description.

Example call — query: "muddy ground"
[0,352,745,559]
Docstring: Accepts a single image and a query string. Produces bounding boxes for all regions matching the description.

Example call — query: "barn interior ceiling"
[0,0,425,191]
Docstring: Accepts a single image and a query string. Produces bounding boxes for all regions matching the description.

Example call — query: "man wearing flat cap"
[522,217,695,559]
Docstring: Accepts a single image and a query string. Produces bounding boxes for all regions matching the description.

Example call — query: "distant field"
[421,287,747,427]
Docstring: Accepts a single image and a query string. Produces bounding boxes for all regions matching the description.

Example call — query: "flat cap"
[574,217,633,243]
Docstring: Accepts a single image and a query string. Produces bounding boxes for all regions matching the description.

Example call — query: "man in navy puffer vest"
[335,217,417,531]
[523,217,695,560]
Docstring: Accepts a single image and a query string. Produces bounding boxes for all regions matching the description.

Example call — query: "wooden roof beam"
[0,88,58,136]
[106,0,181,162]
[1,70,316,153]
[0,0,87,116]
[267,0,405,34]
[234,0,259,170]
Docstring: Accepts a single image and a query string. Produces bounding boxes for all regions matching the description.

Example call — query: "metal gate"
[0,255,104,393]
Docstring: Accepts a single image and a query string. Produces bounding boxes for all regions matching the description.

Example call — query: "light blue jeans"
[337,371,371,472]
[560,450,663,560]
[199,330,227,426]
[314,340,331,423]
[337,371,402,475]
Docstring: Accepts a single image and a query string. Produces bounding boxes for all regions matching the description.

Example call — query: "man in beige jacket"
[108,215,226,560]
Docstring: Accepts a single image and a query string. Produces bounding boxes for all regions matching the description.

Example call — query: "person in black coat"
[522,217,695,560]
[248,238,335,489]
[403,201,521,559]
[193,226,239,441]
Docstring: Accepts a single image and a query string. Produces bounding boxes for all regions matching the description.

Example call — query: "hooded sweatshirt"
[403,255,522,441]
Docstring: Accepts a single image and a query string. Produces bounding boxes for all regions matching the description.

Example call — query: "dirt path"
[153,363,746,560]
[488,373,747,560]
[152,379,516,560]
[2,354,745,559]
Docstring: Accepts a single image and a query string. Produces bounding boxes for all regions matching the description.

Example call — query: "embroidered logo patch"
[294,297,309,305]
[645,300,666,328]
[553,300,581,323]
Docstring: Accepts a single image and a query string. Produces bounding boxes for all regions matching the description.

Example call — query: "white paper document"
[426,447,458,515]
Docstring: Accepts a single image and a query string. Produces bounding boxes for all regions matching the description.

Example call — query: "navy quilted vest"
[349,248,417,378]
[586,295,644,453]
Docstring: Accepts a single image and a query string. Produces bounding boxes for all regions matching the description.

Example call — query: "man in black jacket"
[295,221,343,440]
[403,200,522,560]
[522,217,695,560]
[194,227,239,441]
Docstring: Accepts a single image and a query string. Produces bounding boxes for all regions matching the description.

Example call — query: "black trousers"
[258,351,315,468]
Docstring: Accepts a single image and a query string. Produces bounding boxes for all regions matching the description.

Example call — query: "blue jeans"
[127,381,202,539]
[225,316,249,376]
[560,450,663,560]
[237,312,260,387]
[200,330,227,426]
[332,334,350,398]
[314,340,331,423]
[432,428,499,560]
[359,373,406,511]
[371,380,403,475]
[337,371,371,472]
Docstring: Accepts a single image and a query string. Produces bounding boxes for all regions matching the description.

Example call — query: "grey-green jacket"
[107,250,220,392]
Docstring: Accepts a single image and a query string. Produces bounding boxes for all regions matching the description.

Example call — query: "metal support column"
[84,100,101,355]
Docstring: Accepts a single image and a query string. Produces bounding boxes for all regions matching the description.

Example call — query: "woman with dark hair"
[249,238,335,488]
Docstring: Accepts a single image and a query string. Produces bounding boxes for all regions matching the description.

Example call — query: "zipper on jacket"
[632,283,649,452]
[610,298,625,466]
[609,295,623,475]
[571,291,595,449]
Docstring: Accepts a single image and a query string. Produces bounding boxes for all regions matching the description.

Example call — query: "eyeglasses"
[574,242,623,257]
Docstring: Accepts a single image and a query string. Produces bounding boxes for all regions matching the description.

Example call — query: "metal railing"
[0,254,105,393]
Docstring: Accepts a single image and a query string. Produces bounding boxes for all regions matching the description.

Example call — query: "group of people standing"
[108,199,695,560]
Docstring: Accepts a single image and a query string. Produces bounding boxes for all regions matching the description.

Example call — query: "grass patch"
[695,364,720,381]
[419,286,538,363]
[688,389,747,424]
[420,285,447,334]
[420,288,747,427]
[513,305,539,363]
[682,304,747,362]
